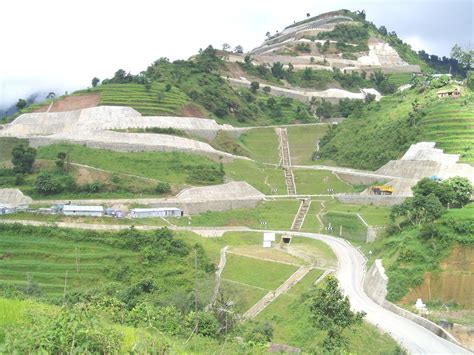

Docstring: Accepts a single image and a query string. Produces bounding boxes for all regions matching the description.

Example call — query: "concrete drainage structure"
[0,106,249,161]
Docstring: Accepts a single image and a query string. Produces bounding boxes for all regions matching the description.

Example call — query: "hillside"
[319,85,474,170]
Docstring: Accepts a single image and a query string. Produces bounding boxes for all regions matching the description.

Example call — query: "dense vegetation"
[319,84,474,170]
[369,178,473,301]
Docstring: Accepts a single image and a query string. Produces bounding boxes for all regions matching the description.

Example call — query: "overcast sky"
[0,0,472,110]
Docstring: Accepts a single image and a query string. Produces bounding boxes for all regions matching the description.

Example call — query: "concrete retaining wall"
[336,194,406,206]
[364,259,462,345]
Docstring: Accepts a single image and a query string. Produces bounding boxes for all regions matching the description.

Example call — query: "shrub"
[35,172,76,195]
[4,304,122,353]
[155,182,171,194]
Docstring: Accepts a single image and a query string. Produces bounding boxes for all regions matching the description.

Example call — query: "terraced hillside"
[92,83,195,116]
[319,85,474,170]
[420,97,474,164]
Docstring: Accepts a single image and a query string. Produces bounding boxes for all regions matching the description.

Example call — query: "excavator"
[371,185,394,195]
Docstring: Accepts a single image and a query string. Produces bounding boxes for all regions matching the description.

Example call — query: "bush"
[4,305,122,353]
[11,144,36,174]
[35,172,76,195]
[185,311,219,337]
[155,182,171,194]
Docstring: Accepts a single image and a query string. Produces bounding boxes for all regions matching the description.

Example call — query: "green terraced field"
[420,96,474,165]
[91,83,196,116]
[0,234,138,297]
[386,73,413,87]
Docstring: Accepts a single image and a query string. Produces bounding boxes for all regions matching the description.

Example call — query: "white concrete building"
[130,207,183,219]
[63,205,104,217]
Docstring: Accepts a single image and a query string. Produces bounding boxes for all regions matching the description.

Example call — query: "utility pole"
[63,270,68,303]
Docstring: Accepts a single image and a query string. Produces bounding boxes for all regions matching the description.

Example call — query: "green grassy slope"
[287,125,329,165]
[0,225,215,305]
[238,128,280,164]
[255,272,401,353]
[420,96,474,164]
[319,86,474,170]
[93,82,193,116]
[37,144,222,186]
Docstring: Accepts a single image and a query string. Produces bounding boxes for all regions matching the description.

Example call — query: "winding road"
[0,219,469,354]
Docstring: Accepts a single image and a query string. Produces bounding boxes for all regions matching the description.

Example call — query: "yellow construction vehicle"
[371,185,394,195]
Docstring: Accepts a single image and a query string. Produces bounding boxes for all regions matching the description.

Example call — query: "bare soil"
[402,246,474,308]
[179,103,207,118]
[33,93,101,113]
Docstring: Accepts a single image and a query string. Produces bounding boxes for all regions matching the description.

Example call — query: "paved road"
[0,219,469,354]
[282,230,470,355]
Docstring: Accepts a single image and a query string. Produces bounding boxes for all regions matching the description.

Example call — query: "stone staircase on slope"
[291,199,311,231]
[278,128,296,195]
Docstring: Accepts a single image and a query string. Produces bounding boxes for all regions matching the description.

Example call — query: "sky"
[0,0,472,110]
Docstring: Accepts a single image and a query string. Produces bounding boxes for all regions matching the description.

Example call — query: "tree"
[306,13,311,18]
[378,25,388,36]
[265,31,271,38]
[308,276,365,351]
[16,98,27,111]
[262,86,271,94]
[451,44,473,70]
[222,43,230,51]
[266,97,276,108]
[92,77,100,87]
[271,62,284,79]
[11,144,36,174]
[55,152,67,170]
[442,177,473,208]
[244,55,252,64]
[234,45,243,54]
[250,81,260,94]
[155,182,171,194]
[467,71,474,90]
[46,92,56,99]
[391,193,444,226]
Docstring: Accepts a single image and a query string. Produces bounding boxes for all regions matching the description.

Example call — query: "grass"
[386,73,413,87]
[89,82,194,116]
[300,201,324,233]
[224,159,285,195]
[222,254,298,291]
[293,169,355,195]
[419,95,474,165]
[219,279,268,314]
[324,199,391,227]
[290,237,338,268]
[36,143,222,186]
[255,271,401,353]
[0,138,28,163]
[238,128,280,164]
[169,200,300,230]
[0,226,215,306]
[320,211,368,243]
[319,86,474,170]
[0,212,169,227]
[287,125,329,165]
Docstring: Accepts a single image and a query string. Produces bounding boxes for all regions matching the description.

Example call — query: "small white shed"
[63,205,104,217]
[130,207,183,219]
[263,232,276,242]
[262,241,272,248]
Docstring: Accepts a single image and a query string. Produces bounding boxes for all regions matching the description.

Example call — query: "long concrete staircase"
[277,128,296,195]
[291,199,311,231]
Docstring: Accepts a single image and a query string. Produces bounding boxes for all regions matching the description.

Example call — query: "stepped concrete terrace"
[0,106,248,161]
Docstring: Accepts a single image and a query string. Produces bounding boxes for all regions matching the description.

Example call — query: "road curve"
[0,219,469,353]
[279,230,470,355]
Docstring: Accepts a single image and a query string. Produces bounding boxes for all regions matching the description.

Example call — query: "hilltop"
[0,8,473,354]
